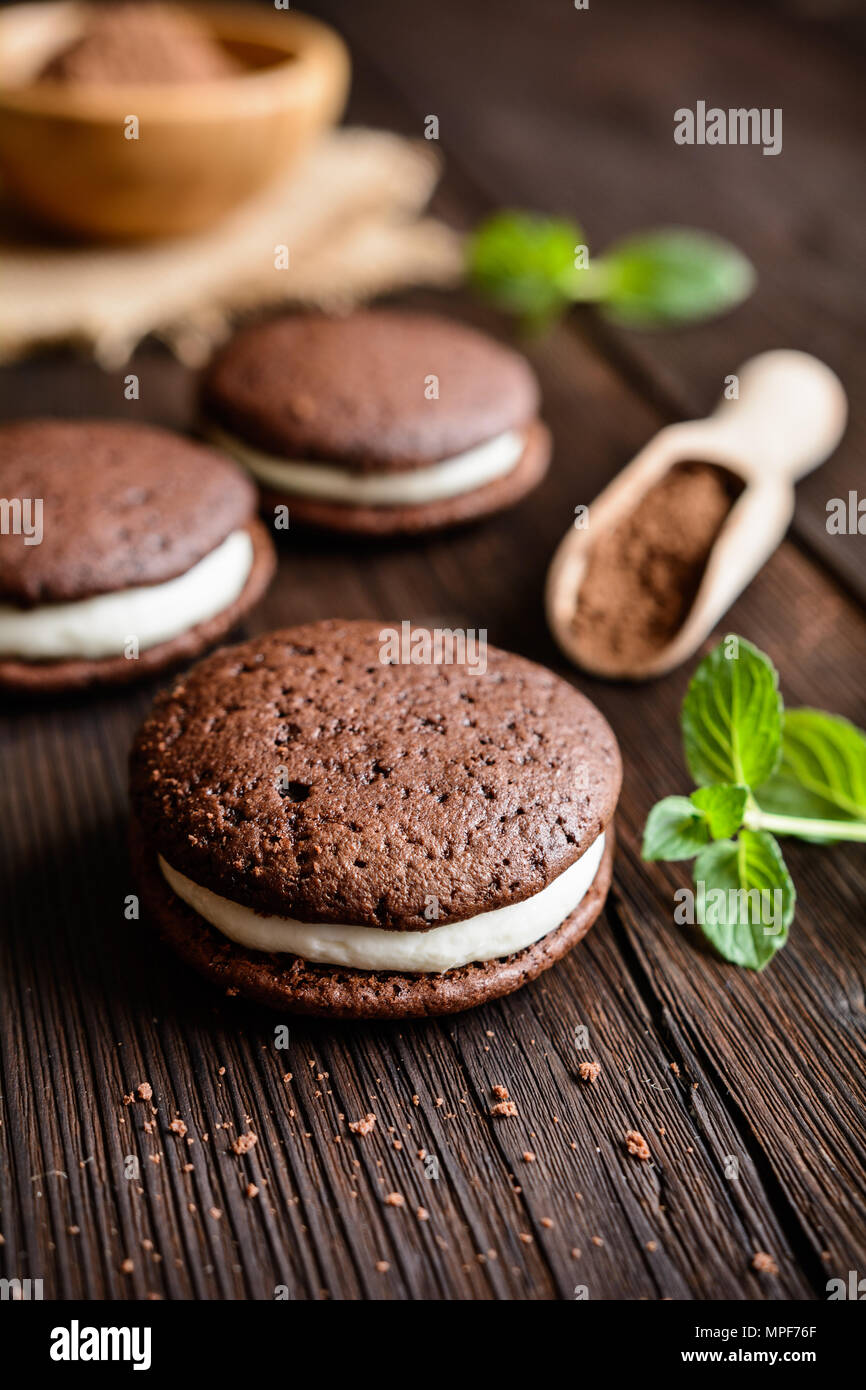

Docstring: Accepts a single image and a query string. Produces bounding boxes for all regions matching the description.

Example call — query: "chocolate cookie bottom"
[257,420,551,537]
[0,519,275,695]
[130,819,614,1019]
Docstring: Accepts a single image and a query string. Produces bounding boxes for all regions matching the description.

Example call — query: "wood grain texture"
[0,0,864,1301]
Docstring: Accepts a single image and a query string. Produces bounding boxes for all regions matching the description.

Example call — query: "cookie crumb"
[348,1113,376,1136]
[120,1258,134,1274]
[518,1232,533,1244]
[578,1062,601,1084]
[246,1183,259,1198]
[232,1132,257,1155]
[490,1100,518,1118]
[384,1192,405,1208]
[375,1260,390,1273]
[416,1207,429,1221]
[136,1082,152,1102]
[169,1119,187,1137]
[492,1084,509,1100]
[625,1129,651,1161]
[670,1062,680,1077]
[522,1151,536,1163]
[752,1251,779,1276]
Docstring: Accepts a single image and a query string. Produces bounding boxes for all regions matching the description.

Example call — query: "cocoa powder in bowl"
[572,461,742,672]
[38,4,240,85]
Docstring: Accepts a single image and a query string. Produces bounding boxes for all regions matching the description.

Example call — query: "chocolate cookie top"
[0,420,257,608]
[130,619,621,929]
[201,312,541,472]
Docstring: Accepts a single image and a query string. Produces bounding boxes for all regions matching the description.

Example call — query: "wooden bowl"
[0,2,351,240]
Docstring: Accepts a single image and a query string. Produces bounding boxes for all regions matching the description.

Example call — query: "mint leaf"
[690,784,748,839]
[693,830,794,969]
[468,214,755,331]
[467,211,589,323]
[595,228,755,327]
[682,636,782,789]
[756,709,866,840]
[645,636,864,971]
[644,785,748,860]
[643,796,710,860]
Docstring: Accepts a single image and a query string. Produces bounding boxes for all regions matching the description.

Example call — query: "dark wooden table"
[1,0,864,1301]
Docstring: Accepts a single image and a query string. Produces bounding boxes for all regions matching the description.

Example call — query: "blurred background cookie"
[0,419,275,693]
[202,310,551,536]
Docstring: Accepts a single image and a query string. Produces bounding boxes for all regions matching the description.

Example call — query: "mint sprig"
[642,636,866,969]
[467,212,755,330]
[757,709,866,842]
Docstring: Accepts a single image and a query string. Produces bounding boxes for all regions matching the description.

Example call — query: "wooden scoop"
[545,350,848,680]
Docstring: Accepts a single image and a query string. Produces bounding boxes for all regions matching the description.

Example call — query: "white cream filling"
[0,528,253,661]
[158,832,605,974]
[209,425,526,506]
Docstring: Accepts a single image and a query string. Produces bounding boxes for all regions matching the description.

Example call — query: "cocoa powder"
[39,4,240,85]
[572,461,741,671]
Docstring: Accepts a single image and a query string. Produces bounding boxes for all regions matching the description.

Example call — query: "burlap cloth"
[0,127,463,367]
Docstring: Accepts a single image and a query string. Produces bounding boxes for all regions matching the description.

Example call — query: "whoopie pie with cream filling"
[0,420,275,693]
[129,619,620,1018]
[201,311,551,535]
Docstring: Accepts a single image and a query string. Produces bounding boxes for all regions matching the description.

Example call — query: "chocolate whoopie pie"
[129,619,621,1018]
[201,311,551,535]
[0,420,276,693]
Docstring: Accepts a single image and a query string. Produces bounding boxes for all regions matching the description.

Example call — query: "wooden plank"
[600,546,866,1278]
